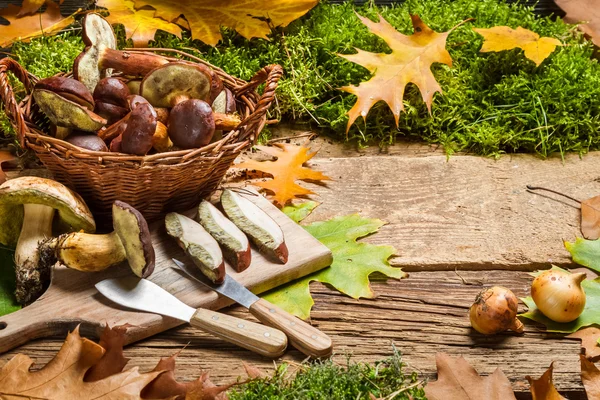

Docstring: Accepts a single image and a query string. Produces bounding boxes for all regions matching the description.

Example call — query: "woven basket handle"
[0,58,34,148]
[236,64,283,142]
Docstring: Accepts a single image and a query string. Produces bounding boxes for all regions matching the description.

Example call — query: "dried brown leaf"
[581,355,600,399]
[85,324,131,381]
[581,196,600,240]
[556,0,600,47]
[424,353,516,400]
[526,362,566,400]
[17,0,61,17]
[243,362,268,379]
[567,327,600,361]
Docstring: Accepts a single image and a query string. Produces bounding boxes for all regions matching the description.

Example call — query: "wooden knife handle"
[249,298,333,358]
[190,308,287,358]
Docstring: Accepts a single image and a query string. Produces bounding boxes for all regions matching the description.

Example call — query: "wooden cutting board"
[0,192,332,354]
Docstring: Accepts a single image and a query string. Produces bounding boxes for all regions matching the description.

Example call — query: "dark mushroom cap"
[168,99,215,149]
[33,89,107,132]
[94,102,129,125]
[112,200,155,278]
[110,134,123,152]
[140,62,213,108]
[35,76,95,110]
[65,132,109,152]
[209,70,223,103]
[93,77,130,108]
[120,102,157,155]
[128,94,150,110]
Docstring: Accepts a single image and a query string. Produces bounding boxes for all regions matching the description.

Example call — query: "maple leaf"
[96,0,182,47]
[262,213,406,319]
[0,1,78,48]
[526,363,566,400]
[17,0,60,17]
[235,144,331,207]
[282,200,319,223]
[556,0,600,47]
[338,13,464,133]
[567,327,600,361]
[0,325,161,399]
[581,355,600,399]
[132,0,318,46]
[474,26,562,67]
[424,353,516,400]
[565,237,600,273]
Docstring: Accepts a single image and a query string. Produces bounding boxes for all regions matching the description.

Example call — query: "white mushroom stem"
[14,204,55,304]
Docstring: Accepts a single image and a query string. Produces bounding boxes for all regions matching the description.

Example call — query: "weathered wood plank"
[0,270,584,396]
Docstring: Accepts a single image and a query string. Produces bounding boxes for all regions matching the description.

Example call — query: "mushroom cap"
[112,200,155,278]
[168,99,215,149]
[128,94,150,110]
[74,14,117,92]
[33,89,107,132]
[94,101,129,125]
[140,62,212,108]
[35,76,95,110]
[209,70,223,103]
[0,176,96,247]
[93,77,130,108]
[65,132,109,152]
[121,102,157,155]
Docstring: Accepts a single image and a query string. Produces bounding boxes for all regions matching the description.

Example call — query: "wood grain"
[0,191,332,353]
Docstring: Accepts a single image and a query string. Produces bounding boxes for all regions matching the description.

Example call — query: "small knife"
[172,258,333,358]
[95,277,287,358]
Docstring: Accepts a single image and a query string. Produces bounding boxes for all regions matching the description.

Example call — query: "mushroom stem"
[100,48,169,78]
[14,204,55,305]
[214,112,241,130]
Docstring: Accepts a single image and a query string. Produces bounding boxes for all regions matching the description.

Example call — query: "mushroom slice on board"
[40,201,155,278]
[221,190,288,264]
[165,212,225,284]
[0,177,96,304]
[197,200,251,272]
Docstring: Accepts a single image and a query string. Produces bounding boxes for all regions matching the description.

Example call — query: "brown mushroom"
[210,88,237,143]
[152,121,172,152]
[110,134,123,152]
[168,99,215,149]
[74,13,169,92]
[121,102,157,155]
[35,76,95,110]
[93,77,131,124]
[66,132,109,152]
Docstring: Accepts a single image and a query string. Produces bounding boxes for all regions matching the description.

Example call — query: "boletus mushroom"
[40,201,155,278]
[65,132,109,152]
[210,88,237,143]
[93,77,131,125]
[0,177,96,304]
[33,76,106,138]
[74,13,169,92]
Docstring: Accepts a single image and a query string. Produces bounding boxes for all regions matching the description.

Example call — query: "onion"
[469,286,524,335]
[531,269,586,323]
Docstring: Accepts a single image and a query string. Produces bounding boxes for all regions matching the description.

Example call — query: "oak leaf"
[0,150,16,185]
[96,0,182,47]
[235,144,330,207]
[0,1,78,47]
[526,363,566,400]
[581,195,600,240]
[474,26,562,66]
[0,326,161,399]
[424,353,516,400]
[567,327,600,361]
[338,14,464,133]
[84,324,132,381]
[556,0,600,47]
[263,213,406,319]
[132,0,318,46]
[581,355,600,399]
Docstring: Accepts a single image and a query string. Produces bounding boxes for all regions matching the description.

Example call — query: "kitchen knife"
[95,277,287,358]
[172,258,333,358]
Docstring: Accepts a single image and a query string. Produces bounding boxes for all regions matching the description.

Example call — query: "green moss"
[230,349,425,400]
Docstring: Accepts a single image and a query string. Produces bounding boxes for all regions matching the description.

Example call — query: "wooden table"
[1,127,596,399]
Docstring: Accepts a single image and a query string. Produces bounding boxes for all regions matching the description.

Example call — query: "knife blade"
[95,277,287,358]
[172,258,333,358]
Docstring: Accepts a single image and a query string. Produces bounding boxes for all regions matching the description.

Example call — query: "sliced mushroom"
[0,177,96,304]
[165,212,225,284]
[65,132,109,152]
[211,88,237,143]
[197,200,251,272]
[74,13,169,92]
[221,189,288,264]
[40,201,155,278]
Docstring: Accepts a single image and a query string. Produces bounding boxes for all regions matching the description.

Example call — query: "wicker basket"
[0,50,282,224]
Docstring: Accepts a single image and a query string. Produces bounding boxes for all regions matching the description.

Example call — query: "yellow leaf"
[0,1,78,47]
[132,0,318,46]
[235,143,331,207]
[474,26,562,66]
[338,14,464,133]
[96,0,182,47]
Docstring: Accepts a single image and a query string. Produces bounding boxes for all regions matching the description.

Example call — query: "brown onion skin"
[469,286,524,335]
[531,270,586,323]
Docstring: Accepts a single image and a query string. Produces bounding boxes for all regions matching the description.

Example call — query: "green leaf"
[565,237,600,273]
[0,247,20,316]
[520,266,600,333]
[263,214,406,319]
[282,201,319,223]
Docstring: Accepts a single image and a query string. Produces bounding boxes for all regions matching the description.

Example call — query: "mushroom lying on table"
[0,177,96,304]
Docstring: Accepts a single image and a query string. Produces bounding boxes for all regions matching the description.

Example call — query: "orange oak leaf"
[16,0,61,17]
[0,1,78,47]
[526,363,566,400]
[338,14,465,133]
[474,26,562,66]
[132,0,318,46]
[84,324,131,381]
[0,325,161,399]
[556,0,600,47]
[235,143,331,207]
[581,355,600,399]
[0,150,16,184]
[567,327,600,361]
[96,0,182,47]
[424,353,516,400]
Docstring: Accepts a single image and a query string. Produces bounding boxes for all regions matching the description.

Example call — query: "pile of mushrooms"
[32,13,240,156]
